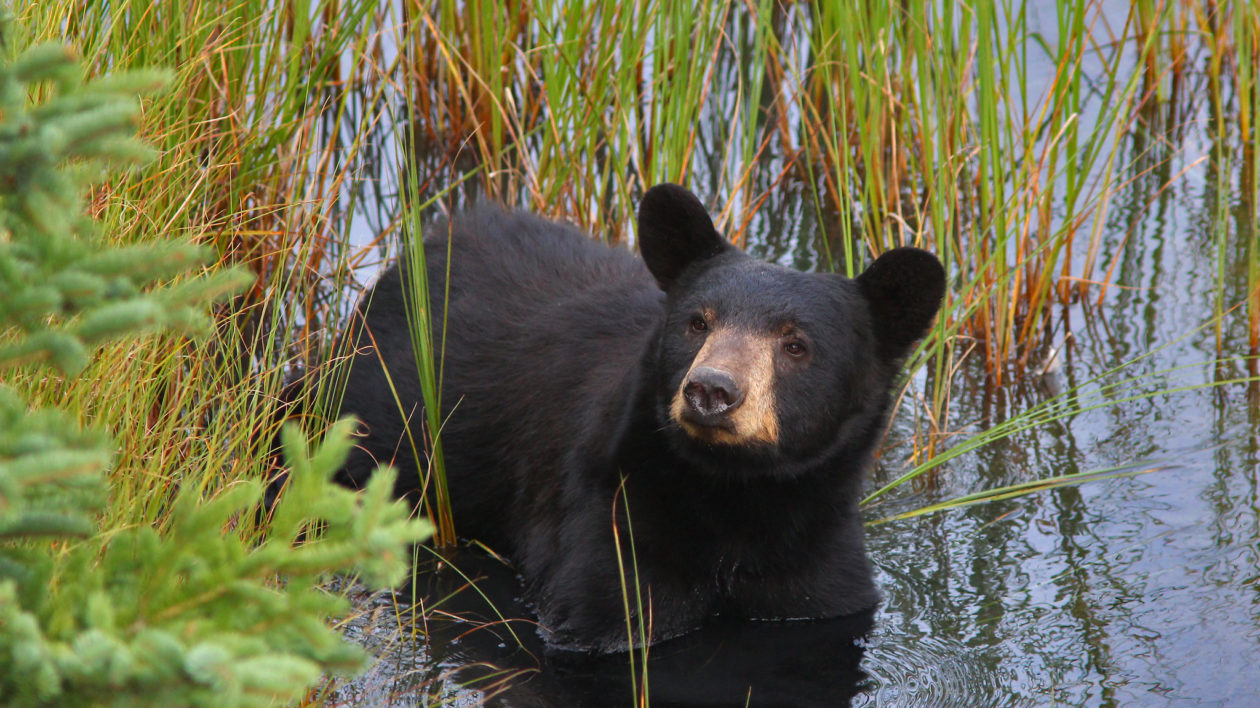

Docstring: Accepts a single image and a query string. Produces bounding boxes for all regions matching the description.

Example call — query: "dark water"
[303,5,1259,707]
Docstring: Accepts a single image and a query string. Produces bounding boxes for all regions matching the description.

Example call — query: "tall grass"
[399,139,457,545]
[1232,2,1259,366]
[404,0,739,235]
[12,0,403,536]
[390,0,1257,451]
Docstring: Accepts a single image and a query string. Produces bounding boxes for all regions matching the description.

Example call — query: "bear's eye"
[783,340,807,358]
[689,316,708,333]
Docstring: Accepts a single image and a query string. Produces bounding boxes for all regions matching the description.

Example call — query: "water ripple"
[858,634,1015,708]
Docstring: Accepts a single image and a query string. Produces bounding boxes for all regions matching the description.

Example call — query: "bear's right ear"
[856,247,946,362]
[638,183,730,291]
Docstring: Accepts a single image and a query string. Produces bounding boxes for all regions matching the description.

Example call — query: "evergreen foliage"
[0,13,432,707]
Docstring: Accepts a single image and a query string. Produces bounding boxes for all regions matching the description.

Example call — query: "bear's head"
[638,183,945,479]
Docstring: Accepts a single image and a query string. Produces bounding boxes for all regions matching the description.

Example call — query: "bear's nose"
[683,366,744,418]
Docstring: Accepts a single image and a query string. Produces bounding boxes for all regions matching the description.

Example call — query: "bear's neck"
[612,389,868,549]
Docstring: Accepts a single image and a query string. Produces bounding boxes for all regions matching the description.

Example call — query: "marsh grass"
[393,0,1259,448]
[612,481,651,704]
[399,129,458,545]
[9,0,1260,702]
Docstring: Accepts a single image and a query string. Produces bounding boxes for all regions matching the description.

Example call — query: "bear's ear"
[855,247,946,362]
[638,183,731,291]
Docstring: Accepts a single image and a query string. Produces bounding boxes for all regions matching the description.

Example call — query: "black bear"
[330,184,945,652]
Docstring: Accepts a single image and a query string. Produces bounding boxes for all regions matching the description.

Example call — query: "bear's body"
[332,184,944,652]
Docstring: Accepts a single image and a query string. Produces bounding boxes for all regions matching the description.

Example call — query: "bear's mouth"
[679,408,737,433]
[676,410,745,445]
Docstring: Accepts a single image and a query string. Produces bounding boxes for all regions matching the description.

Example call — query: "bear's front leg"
[726,518,879,621]
[533,545,711,653]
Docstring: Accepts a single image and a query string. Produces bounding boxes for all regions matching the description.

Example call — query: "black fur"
[329,184,945,652]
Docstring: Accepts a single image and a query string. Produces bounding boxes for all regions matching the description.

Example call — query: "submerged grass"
[8,0,1259,702]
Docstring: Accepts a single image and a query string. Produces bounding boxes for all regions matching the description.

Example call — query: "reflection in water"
[334,549,874,707]
[866,425,1260,707]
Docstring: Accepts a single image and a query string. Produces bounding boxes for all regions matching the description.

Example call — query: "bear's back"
[420,206,666,547]
[429,205,651,314]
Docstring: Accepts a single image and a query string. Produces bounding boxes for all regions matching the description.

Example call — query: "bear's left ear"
[855,247,946,362]
[638,183,732,291]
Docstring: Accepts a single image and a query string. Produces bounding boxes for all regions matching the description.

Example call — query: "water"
[303,4,1259,706]
[865,435,1260,706]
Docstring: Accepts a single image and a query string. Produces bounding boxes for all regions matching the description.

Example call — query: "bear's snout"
[682,366,744,420]
[669,328,779,446]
